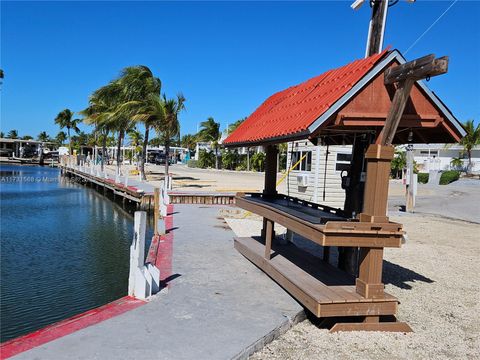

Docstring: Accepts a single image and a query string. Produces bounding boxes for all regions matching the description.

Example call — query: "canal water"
[0,164,149,342]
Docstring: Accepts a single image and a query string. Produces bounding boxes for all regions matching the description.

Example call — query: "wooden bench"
[235,192,412,332]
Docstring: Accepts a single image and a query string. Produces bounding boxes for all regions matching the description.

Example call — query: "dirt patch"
[247,213,480,360]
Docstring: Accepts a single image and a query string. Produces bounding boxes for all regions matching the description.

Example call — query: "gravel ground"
[224,211,480,360]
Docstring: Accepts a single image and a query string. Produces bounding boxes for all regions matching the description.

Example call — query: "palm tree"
[37,131,50,142]
[54,109,80,155]
[132,93,185,176]
[157,94,185,175]
[130,93,165,178]
[226,118,245,135]
[117,66,161,180]
[459,120,480,173]
[22,135,33,140]
[127,128,143,163]
[181,134,197,152]
[0,131,4,138]
[56,131,67,146]
[6,130,18,139]
[81,66,161,177]
[198,117,221,169]
[80,88,117,171]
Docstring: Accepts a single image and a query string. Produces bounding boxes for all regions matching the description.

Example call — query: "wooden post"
[365,0,389,57]
[263,145,278,197]
[264,219,274,259]
[361,144,394,219]
[356,144,394,299]
[339,134,370,275]
[261,145,278,243]
[356,55,448,299]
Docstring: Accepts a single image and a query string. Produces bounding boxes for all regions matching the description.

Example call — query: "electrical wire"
[404,0,459,55]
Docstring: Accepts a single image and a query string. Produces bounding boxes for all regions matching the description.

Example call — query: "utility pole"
[340,0,389,274]
[365,0,389,57]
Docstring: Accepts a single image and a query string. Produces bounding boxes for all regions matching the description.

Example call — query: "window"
[291,151,312,172]
[335,152,352,172]
[420,150,438,156]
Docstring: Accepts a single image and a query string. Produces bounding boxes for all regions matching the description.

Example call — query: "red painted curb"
[0,296,145,359]
[146,204,174,285]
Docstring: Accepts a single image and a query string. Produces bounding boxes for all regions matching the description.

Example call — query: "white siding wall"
[413,147,480,173]
[286,141,352,209]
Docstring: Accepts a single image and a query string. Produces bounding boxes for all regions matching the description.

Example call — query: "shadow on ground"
[383,260,434,289]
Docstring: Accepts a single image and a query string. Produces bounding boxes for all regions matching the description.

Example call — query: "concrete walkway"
[13,205,303,360]
[389,179,480,223]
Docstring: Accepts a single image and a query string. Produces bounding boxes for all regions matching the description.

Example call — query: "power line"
[404,0,458,55]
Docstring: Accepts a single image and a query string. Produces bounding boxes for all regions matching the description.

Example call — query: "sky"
[1,0,479,140]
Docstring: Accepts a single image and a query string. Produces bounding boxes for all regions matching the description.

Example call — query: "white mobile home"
[411,143,480,173]
[286,140,352,209]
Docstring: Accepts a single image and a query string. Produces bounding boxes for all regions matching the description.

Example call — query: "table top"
[246,194,347,225]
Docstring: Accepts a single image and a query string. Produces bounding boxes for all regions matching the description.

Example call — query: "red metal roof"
[224,50,389,146]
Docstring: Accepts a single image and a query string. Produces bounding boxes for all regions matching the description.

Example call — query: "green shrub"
[391,150,406,179]
[251,152,266,172]
[439,170,460,185]
[235,163,247,171]
[417,173,429,184]
[221,150,238,170]
[198,149,215,168]
[187,159,198,168]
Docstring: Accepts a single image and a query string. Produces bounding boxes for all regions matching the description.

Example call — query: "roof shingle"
[224,50,389,146]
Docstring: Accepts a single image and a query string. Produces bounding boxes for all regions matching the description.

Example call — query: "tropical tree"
[81,66,161,177]
[127,128,143,163]
[54,109,80,155]
[450,157,463,171]
[180,134,197,152]
[198,117,221,169]
[391,149,406,179]
[21,135,33,140]
[459,120,480,173]
[7,130,18,139]
[129,93,165,178]
[149,137,162,147]
[37,131,50,142]
[80,89,116,171]
[117,66,161,179]
[0,131,4,138]
[156,93,185,175]
[55,131,67,146]
[226,118,245,135]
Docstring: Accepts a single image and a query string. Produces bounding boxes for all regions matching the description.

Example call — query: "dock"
[61,164,156,210]
[60,159,237,208]
[6,204,304,360]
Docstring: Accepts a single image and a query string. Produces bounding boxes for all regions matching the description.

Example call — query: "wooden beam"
[378,79,415,146]
[384,55,448,85]
[330,321,412,333]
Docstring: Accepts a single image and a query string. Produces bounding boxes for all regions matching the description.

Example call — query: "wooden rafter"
[378,54,449,146]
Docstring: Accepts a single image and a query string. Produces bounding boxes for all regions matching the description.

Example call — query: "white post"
[124,172,129,187]
[406,145,415,212]
[128,211,150,299]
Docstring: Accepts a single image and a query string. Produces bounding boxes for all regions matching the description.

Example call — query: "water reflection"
[0,165,152,342]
